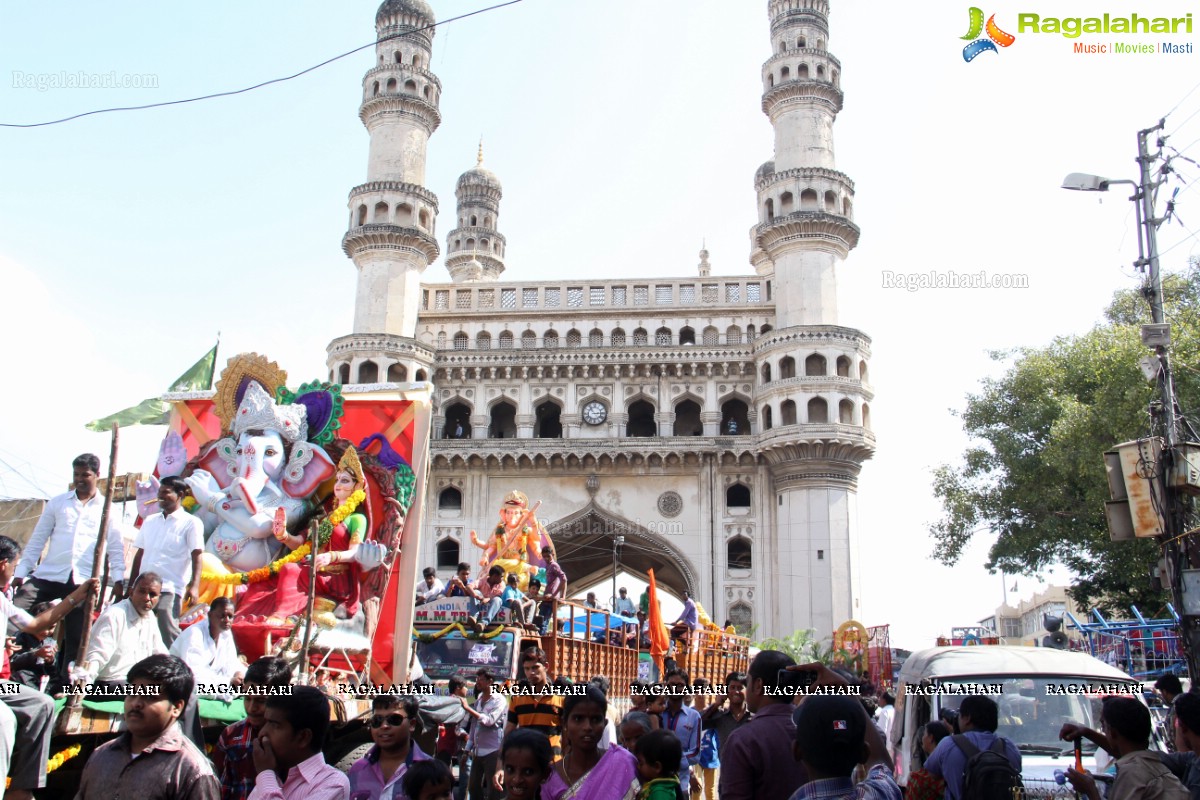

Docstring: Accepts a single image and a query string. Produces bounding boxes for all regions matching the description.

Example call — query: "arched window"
[862,403,871,430]
[438,487,462,510]
[673,400,703,436]
[798,35,807,48]
[839,399,854,424]
[727,537,752,571]
[679,326,696,346]
[632,328,648,346]
[404,79,417,93]
[415,369,427,381]
[836,356,851,377]
[373,201,389,223]
[860,360,869,382]
[476,332,491,350]
[765,198,775,220]
[747,324,757,340]
[534,401,563,439]
[498,331,514,350]
[780,192,795,215]
[358,361,379,384]
[387,363,407,382]
[413,53,422,67]
[470,215,478,226]
[721,399,750,435]
[728,602,752,634]
[781,66,791,79]
[779,357,796,379]
[357,204,368,226]
[726,484,751,509]
[489,401,517,439]
[589,328,604,348]
[419,208,429,228]
[372,81,380,97]
[800,190,819,211]
[566,329,582,347]
[386,78,397,92]
[442,403,471,439]
[726,326,742,345]
[655,327,672,346]
[521,330,536,348]
[799,63,809,79]
[453,332,469,350]
[761,405,773,430]
[626,400,656,437]
[436,538,459,569]
[611,328,626,347]
[781,400,797,425]
[337,363,351,384]
[805,353,827,376]
[824,190,837,212]
[543,330,559,348]
[394,51,403,64]
[760,324,772,334]
[702,326,719,345]
[808,397,829,424]
[761,363,772,383]
[396,203,414,225]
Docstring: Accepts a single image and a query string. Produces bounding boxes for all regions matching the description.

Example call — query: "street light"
[1063,118,1198,679]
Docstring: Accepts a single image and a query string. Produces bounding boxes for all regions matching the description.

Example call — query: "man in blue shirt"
[660,668,702,791]
[924,696,1021,800]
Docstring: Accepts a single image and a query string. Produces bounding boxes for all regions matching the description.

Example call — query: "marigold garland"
[200,490,366,586]
[6,744,82,787]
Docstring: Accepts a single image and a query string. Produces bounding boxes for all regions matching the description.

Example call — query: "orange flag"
[647,568,670,676]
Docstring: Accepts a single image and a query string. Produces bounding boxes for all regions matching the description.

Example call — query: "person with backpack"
[1060,696,1189,800]
[924,695,1022,800]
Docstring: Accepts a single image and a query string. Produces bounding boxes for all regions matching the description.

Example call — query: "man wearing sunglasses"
[169,595,245,694]
[349,694,430,800]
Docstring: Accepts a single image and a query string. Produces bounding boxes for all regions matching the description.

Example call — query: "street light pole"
[1064,118,1199,679]
[612,534,624,610]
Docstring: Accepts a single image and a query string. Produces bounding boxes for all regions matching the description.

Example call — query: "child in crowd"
[214,656,292,800]
[621,711,655,751]
[402,759,454,800]
[634,729,685,800]
[349,694,429,800]
[499,729,554,800]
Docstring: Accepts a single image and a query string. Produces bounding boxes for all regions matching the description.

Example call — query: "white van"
[894,646,1149,796]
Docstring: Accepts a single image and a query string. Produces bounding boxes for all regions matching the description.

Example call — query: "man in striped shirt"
[494,647,568,793]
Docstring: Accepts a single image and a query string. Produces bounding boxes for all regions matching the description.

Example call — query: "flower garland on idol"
[200,489,366,586]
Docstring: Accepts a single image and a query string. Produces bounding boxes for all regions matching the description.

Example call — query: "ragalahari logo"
[961,7,1016,61]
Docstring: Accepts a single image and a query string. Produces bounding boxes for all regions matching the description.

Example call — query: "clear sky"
[1,0,1198,651]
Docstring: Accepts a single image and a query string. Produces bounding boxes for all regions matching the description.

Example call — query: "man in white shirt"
[0,535,98,800]
[80,572,168,688]
[613,586,637,617]
[13,453,126,685]
[415,566,445,605]
[169,596,245,693]
[129,476,204,647]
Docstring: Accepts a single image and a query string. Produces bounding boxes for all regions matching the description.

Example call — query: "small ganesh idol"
[469,490,555,592]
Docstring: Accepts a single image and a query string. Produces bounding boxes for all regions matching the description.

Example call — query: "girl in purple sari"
[542,685,639,800]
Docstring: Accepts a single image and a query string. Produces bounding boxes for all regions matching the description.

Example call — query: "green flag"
[85,343,218,431]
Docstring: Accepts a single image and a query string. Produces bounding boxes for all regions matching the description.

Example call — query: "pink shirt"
[247,753,349,800]
[475,577,506,601]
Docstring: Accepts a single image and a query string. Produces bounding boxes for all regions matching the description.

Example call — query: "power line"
[0,1,524,129]
[1165,78,1200,120]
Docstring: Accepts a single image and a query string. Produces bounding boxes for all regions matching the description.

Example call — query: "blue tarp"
[561,610,639,635]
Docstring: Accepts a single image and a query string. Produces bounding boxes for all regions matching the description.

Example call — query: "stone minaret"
[327,0,442,385]
[445,144,507,282]
[752,0,874,638]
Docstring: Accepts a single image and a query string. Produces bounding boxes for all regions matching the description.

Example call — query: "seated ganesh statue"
[136,353,416,662]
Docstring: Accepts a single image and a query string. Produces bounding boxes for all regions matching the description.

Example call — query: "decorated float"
[134,353,430,680]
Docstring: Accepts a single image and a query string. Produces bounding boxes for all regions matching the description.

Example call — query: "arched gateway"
[545,503,698,600]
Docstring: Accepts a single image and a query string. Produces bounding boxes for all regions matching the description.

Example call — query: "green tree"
[753,628,831,664]
[930,263,1200,614]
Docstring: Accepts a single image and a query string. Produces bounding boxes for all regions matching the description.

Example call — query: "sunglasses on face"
[370,713,409,728]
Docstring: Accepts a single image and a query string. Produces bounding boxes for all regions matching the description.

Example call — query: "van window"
[933,676,1131,755]
[417,630,517,683]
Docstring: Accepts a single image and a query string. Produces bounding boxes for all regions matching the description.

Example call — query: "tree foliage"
[930,262,1200,614]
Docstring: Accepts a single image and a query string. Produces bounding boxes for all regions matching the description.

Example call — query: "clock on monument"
[582,401,607,425]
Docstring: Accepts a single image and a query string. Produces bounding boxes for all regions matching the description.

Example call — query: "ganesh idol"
[185,382,334,577]
[469,490,556,592]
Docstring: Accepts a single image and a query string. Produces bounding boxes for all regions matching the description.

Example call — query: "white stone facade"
[326,0,874,639]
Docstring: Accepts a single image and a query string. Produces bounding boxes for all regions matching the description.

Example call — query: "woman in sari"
[542,685,639,800]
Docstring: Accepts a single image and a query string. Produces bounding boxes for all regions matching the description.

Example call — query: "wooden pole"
[298,519,320,684]
[62,423,119,718]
